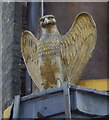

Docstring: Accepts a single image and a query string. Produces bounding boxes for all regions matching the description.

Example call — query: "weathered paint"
[3,105,12,119]
[76,79,109,91]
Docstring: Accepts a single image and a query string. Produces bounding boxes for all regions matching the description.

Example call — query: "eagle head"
[40,15,56,28]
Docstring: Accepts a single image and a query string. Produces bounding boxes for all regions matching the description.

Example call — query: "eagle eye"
[48,17,51,20]
[51,16,54,19]
[40,18,44,22]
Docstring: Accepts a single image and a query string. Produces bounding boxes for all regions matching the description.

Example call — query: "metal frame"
[10,85,109,119]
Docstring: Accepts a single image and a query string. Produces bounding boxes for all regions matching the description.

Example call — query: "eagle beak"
[52,18,56,23]
[44,18,50,24]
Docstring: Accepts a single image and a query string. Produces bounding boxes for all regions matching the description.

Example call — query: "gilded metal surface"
[21,13,97,90]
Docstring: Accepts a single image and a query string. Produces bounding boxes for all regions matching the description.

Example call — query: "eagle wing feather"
[61,13,97,84]
[21,30,42,90]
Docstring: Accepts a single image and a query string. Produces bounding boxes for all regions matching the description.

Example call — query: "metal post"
[13,95,20,118]
[63,82,71,119]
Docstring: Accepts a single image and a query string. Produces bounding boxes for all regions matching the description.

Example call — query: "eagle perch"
[21,13,97,90]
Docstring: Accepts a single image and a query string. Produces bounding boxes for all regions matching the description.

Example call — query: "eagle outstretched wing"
[21,30,42,90]
[61,13,97,84]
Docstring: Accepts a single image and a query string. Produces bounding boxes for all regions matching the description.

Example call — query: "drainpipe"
[25,2,41,95]
[28,2,41,36]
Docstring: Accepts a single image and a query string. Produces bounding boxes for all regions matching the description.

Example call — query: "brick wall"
[2,2,22,111]
[0,2,2,119]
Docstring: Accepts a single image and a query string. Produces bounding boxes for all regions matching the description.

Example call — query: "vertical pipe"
[41,0,44,17]
[41,0,44,34]
[28,2,40,36]
[25,2,41,95]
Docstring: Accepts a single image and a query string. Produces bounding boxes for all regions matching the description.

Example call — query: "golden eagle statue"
[21,13,97,90]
